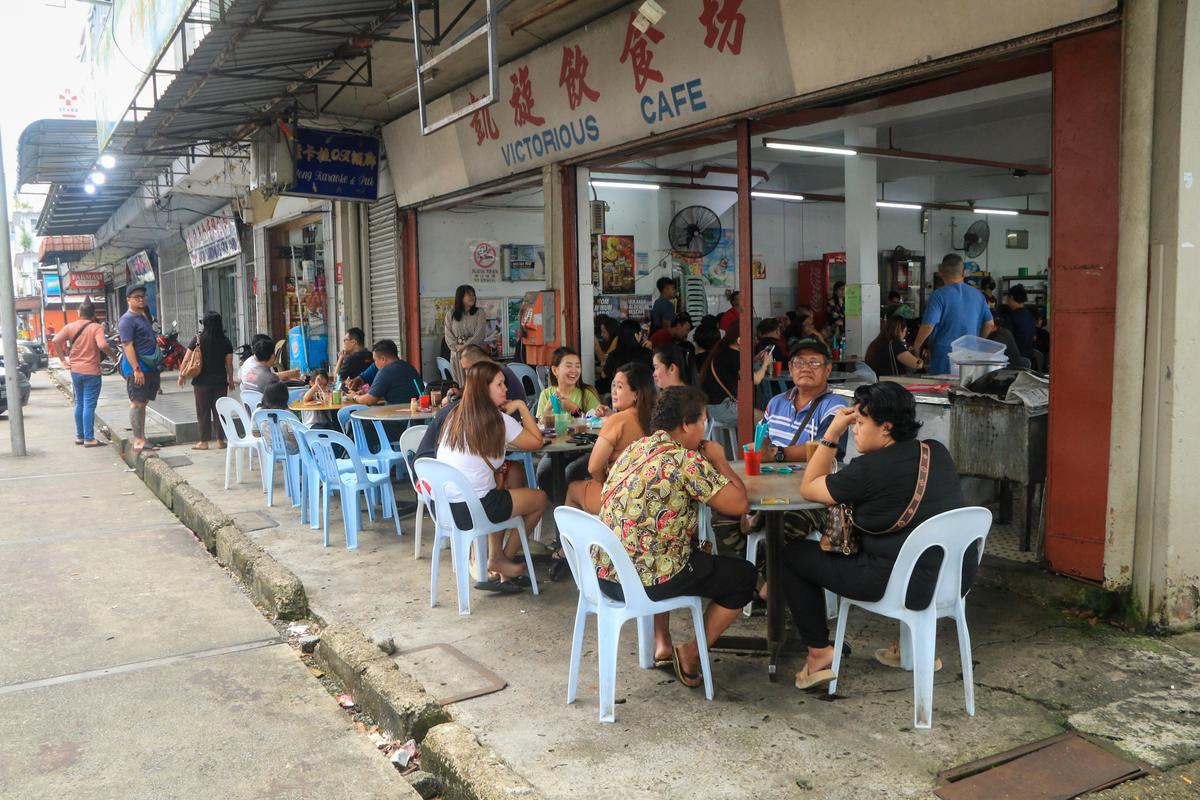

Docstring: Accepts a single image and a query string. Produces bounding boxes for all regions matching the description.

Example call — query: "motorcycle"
[157,321,188,372]
[100,334,122,376]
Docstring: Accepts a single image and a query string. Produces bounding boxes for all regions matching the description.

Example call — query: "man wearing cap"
[118,284,163,453]
[761,338,849,464]
[912,254,995,374]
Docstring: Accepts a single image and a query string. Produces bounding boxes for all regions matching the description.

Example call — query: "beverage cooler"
[881,248,927,314]
[797,252,845,329]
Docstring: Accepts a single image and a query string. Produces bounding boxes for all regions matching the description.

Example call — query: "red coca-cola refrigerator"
[797,252,846,330]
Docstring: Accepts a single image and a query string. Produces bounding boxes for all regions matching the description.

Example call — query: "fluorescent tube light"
[765,142,857,156]
[589,180,660,191]
[974,208,1019,216]
[83,183,96,194]
[90,171,106,185]
[99,154,116,169]
[752,191,805,201]
[875,201,922,210]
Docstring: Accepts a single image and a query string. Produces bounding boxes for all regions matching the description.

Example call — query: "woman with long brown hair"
[865,306,924,377]
[444,284,486,385]
[700,327,772,429]
[437,361,547,591]
[565,362,657,515]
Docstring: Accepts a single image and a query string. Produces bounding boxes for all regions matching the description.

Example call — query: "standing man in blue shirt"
[912,254,995,374]
[650,277,678,333]
[117,284,163,453]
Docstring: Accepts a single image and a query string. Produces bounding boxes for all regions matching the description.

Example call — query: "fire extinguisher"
[896,260,910,290]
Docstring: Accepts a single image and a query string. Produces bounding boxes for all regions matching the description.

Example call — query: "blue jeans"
[71,372,103,441]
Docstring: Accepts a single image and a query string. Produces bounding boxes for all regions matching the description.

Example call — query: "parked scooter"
[157,321,187,372]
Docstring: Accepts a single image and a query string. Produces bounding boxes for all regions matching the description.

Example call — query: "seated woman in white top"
[436,361,548,591]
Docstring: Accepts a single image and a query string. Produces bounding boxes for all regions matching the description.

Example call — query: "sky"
[1,0,94,212]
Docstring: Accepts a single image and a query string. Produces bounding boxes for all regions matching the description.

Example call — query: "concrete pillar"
[844,127,880,357]
[1104,0,1159,591]
[575,167,596,383]
[1134,0,1200,630]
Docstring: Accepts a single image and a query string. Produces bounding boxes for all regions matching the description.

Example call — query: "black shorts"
[450,489,514,530]
[599,550,756,610]
[125,370,161,404]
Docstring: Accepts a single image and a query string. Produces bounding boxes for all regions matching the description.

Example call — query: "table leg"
[765,511,785,682]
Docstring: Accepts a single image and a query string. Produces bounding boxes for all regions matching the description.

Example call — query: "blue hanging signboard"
[286,127,381,202]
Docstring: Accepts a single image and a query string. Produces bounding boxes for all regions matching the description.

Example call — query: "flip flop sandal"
[508,574,533,588]
[794,664,837,691]
[83,441,105,448]
[74,439,84,446]
[671,646,702,689]
[874,646,941,672]
[494,580,524,595]
[548,558,571,582]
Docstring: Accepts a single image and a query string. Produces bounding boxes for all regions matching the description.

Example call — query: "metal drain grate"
[394,643,506,705]
[935,732,1145,799]
[231,511,280,532]
[161,455,193,468]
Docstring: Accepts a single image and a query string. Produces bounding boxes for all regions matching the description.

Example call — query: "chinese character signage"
[287,127,380,202]
[184,208,242,268]
[383,0,1116,208]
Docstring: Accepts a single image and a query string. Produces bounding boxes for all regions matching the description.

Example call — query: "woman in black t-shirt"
[180,311,234,450]
[699,327,771,427]
[864,308,924,377]
[782,382,973,690]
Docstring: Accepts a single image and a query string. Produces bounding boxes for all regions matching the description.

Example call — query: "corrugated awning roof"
[124,0,416,154]
[17,119,176,236]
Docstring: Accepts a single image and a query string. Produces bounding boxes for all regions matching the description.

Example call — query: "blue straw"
[412,378,424,396]
[754,420,766,452]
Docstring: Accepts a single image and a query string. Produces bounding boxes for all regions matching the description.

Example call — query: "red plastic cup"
[744,448,761,476]
[419,394,431,411]
[773,361,783,376]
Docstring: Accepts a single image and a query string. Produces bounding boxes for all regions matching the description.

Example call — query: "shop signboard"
[42,271,62,298]
[286,127,380,202]
[384,0,1115,208]
[127,250,155,284]
[91,0,193,152]
[184,209,242,268]
[67,271,105,294]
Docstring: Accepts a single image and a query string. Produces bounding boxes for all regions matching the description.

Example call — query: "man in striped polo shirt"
[762,338,849,463]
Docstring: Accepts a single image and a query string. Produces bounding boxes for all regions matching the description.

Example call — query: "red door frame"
[402,208,421,368]
[561,166,580,352]
[1044,27,1122,581]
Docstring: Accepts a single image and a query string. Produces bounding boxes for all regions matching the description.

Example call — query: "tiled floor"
[988,524,1040,564]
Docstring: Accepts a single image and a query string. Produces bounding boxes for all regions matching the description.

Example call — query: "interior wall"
[416,194,546,375]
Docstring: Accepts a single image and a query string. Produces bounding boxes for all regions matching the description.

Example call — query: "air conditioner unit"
[589,200,607,235]
[250,130,294,193]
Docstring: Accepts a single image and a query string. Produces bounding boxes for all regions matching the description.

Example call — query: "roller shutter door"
[159,262,198,342]
[367,197,400,343]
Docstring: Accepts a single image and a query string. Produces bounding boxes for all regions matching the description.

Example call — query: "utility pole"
[0,130,29,456]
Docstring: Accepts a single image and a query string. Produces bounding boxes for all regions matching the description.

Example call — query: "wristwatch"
[774,447,787,463]
[818,437,838,449]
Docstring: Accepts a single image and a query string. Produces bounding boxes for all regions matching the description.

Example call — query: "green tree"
[17,226,33,252]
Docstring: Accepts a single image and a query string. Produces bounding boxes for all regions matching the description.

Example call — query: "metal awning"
[17,120,175,236]
[123,0,423,154]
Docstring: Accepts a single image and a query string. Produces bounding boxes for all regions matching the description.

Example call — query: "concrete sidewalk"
[0,373,415,800]
[37,366,1200,799]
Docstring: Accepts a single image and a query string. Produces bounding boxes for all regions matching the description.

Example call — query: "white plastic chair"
[399,425,432,559]
[507,362,543,398]
[435,357,453,383]
[215,397,260,489]
[415,458,539,616]
[554,507,714,722]
[705,418,739,461]
[828,507,992,729]
[240,388,263,418]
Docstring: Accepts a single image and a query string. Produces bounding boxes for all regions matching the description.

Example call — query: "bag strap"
[709,359,735,402]
[600,443,677,508]
[786,391,829,447]
[851,441,931,535]
[67,321,96,351]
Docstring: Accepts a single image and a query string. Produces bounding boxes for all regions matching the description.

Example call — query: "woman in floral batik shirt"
[596,386,752,689]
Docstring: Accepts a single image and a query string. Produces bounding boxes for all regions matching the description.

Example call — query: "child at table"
[258,382,298,455]
[300,372,334,429]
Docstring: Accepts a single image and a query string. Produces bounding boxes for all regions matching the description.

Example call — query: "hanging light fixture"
[99,154,116,169]
[83,183,96,195]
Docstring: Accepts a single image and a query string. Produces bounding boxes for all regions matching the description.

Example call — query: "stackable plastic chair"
[290,421,321,528]
[287,387,308,404]
[302,428,403,549]
[828,507,992,729]
[415,458,538,616]
[240,388,263,418]
[554,507,713,723]
[348,413,408,482]
[337,403,368,436]
[507,362,543,399]
[398,425,433,559]
[215,396,260,489]
[252,408,303,508]
[705,418,738,461]
[435,357,454,383]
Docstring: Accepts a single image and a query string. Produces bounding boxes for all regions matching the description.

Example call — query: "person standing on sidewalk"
[179,311,234,451]
[118,284,164,453]
[52,300,116,447]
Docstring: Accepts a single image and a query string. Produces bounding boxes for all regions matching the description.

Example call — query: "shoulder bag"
[179,337,203,380]
[820,441,931,556]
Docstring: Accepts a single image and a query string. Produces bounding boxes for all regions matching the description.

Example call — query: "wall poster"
[599,234,635,294]
[701,228,735,286]
[420,296,455,336]
[507,297,525,353]
[501,244,546,281]
[752,253,766,280]
[477,297,504,357]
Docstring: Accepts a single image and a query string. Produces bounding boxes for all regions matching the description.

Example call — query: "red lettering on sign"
[699,0,746,55]
[508,65,546,127]
[619,11,665,93]
[468,92,500,146]
[559,45,600,111]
